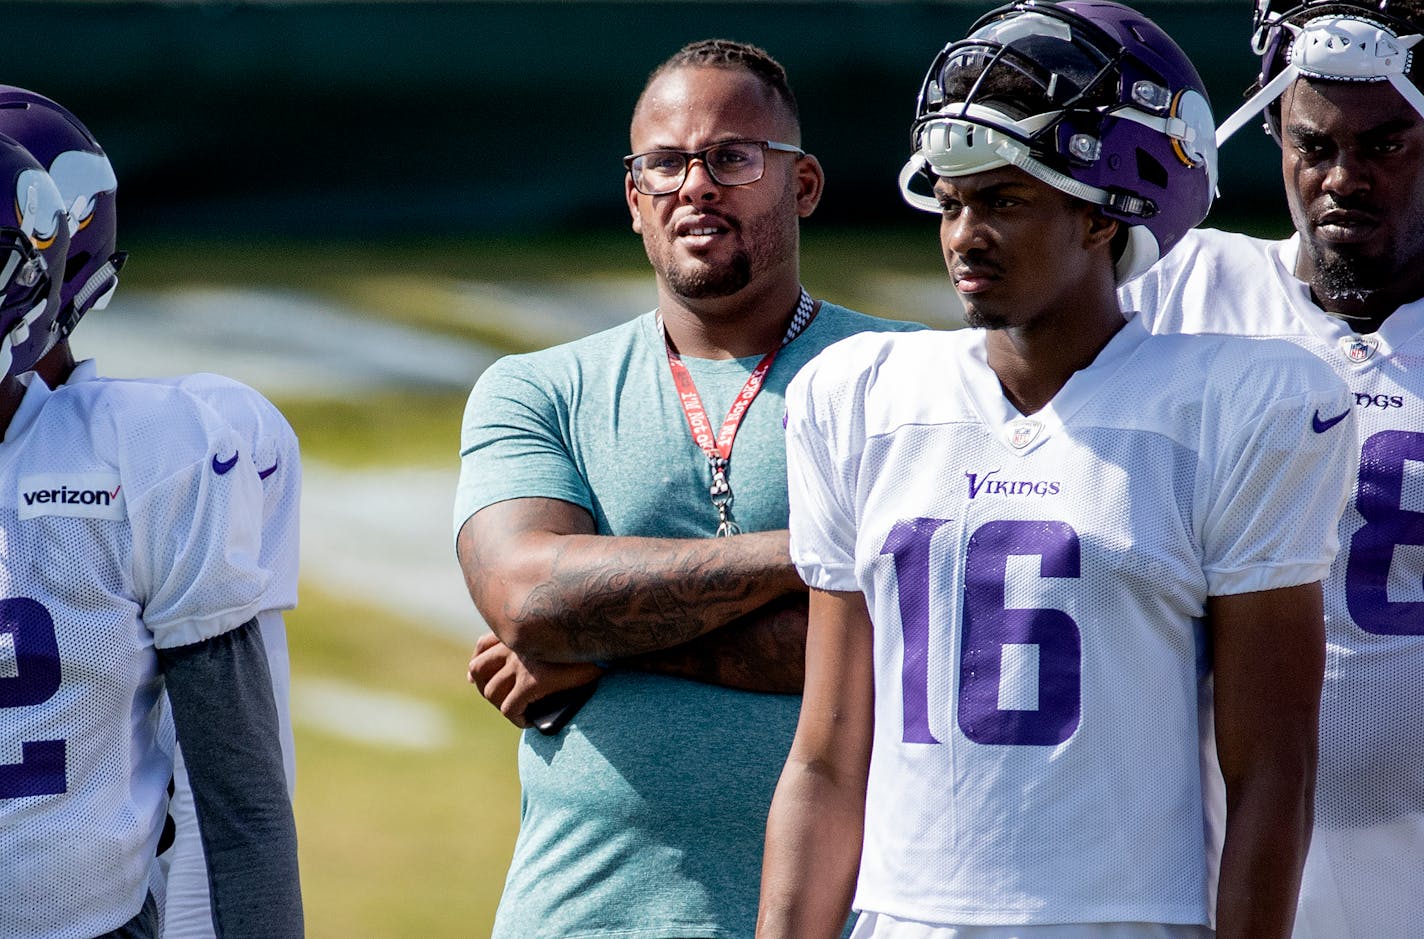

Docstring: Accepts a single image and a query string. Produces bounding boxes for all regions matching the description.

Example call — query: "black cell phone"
[525,678,601,735]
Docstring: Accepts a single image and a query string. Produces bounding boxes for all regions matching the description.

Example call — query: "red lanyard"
[660,289,816,536]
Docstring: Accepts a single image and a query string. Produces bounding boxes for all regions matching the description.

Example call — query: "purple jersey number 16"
[0,597,67,798]
[882,518,1082,747]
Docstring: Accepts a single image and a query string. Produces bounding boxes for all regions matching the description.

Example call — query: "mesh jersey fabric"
[454,302,922,939]
[1121,228,1424,938]
[784,320,1354,926]
[62,362,303,939]
[0,378,268,939]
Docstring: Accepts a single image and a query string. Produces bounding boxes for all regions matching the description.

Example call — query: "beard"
[963,303,1009,330]
[648,182,799,302]
[663,248,753,298]
[1310,242,1389,303]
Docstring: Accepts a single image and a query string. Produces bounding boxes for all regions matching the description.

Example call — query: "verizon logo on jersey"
[18,472,125,521]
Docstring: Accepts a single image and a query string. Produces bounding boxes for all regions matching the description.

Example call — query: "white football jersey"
[785,320,1354,926]
[63,361,301,939]
[1122,229,1424,938]
[0,378,268,939]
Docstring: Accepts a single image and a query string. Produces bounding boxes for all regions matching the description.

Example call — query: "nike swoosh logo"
[211,452,240,475]
[257,460,279,480]
[1312,409,1350,433]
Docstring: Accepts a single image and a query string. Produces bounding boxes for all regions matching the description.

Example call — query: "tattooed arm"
[468,591,808,726]
[621,593,808,693]
[469,593,806,727]
[457,496,806,664]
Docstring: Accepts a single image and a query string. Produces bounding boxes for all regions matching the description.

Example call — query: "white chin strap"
[1218,14,1424,145]
[897,105,1161,282]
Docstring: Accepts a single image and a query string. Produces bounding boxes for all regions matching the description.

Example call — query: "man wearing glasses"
[455,38,918,938]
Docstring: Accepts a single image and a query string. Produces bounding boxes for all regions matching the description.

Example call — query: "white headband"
[1217,14,1424,145]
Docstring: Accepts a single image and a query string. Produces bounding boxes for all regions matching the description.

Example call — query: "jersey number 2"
[882,518,1081,747]
[0,597,67,797]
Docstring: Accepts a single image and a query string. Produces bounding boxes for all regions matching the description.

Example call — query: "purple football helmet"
[1217,1,1424,145]
[0,133,69,380]
[899,0,1217,282]
[0,87,124,341]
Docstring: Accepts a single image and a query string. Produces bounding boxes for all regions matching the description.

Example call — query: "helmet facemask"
[0,144,69,381]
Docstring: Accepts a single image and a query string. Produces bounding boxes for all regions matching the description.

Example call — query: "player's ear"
[626,174,643,234]
[1086,209,1118,253]
[795,153,825,218]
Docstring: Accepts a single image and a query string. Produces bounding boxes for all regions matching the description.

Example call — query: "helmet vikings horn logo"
[15,167,66,248]
[48,150,117,235]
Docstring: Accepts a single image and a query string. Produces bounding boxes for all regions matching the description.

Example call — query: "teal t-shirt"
[455,302,922,938]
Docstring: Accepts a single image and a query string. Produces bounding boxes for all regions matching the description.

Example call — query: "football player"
[760,2,1355,936]
[0,137,301,935]
[1120,1,1424,935]
[0,88,302,939]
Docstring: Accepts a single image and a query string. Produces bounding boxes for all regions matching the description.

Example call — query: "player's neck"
[987,300,1125,417]
[0,374,25,442]
[657,281,805,360]
[32,341,77,390]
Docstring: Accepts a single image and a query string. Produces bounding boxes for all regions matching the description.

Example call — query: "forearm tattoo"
[511,538,776,659]
[630,594,809,693]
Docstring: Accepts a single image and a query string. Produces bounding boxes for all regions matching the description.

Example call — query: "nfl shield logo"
[1009,420,1041,450]
[1342,336,1377,363]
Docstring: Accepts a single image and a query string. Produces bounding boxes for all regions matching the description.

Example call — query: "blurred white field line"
[71,286,499,397]
[299,459,481,642]
[348,273,659,353]
[291,675,455,751]
[353,272,968,345]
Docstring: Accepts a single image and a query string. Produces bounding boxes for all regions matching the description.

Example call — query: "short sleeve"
[124,390,269,648]
[785,360,860,592]
[174,374,300,614]
[1201,367,1356,596]
[453,355,594,541]
[255,417,301,613]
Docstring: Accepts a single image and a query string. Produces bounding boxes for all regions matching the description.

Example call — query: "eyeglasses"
[624,139,805,195]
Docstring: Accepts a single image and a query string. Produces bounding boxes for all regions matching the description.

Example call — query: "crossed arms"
[458,496,811,726]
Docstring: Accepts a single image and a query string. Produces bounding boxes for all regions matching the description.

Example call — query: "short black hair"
[1380,0,1424,28]
[642,39,800,124]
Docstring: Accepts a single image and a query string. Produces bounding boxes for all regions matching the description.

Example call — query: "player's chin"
[961,299,1011,331]
[667,258,752,299]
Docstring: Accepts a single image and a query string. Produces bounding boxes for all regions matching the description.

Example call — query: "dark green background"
[8,1,1283,237]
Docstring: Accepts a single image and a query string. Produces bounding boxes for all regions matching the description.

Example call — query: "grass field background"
[96,221,1286,935]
